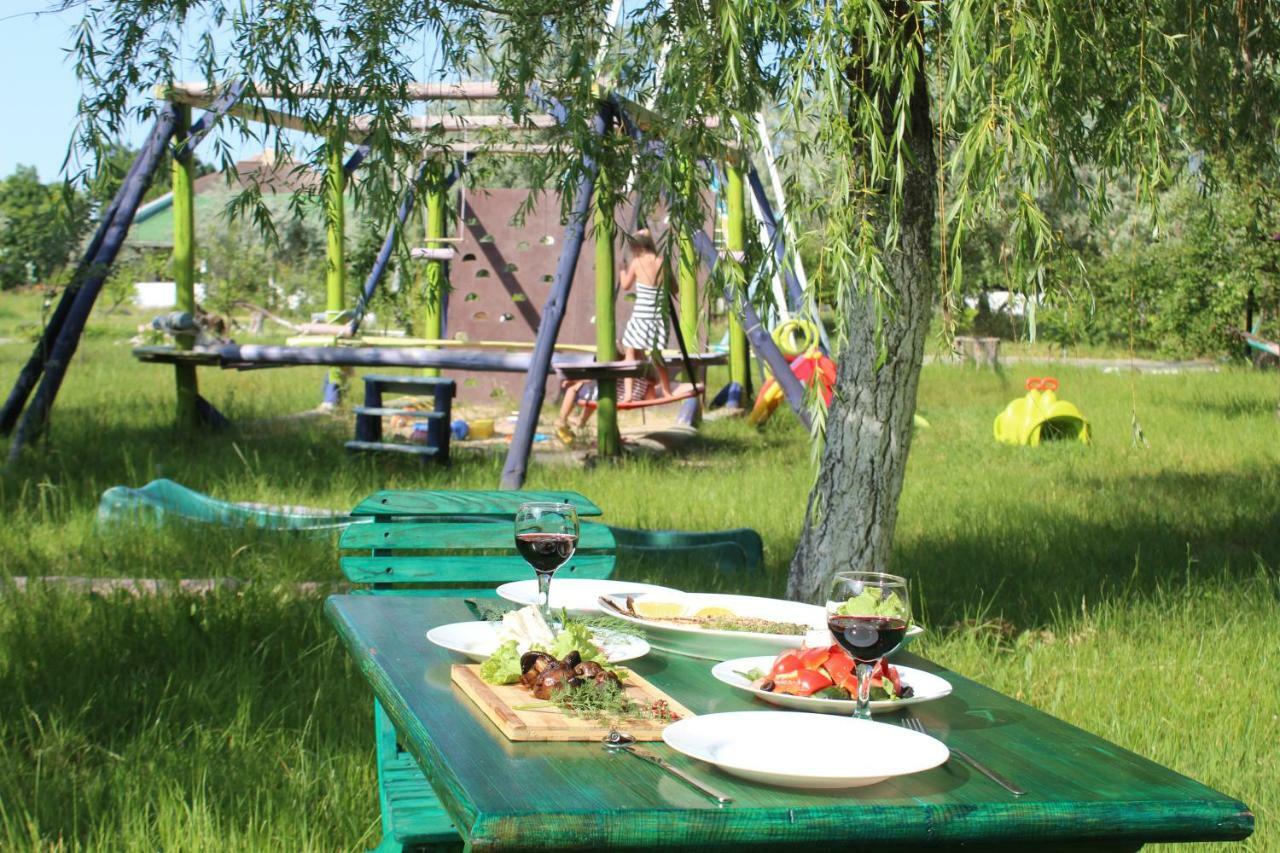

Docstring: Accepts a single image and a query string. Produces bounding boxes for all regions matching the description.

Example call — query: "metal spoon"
[602,731,733,804]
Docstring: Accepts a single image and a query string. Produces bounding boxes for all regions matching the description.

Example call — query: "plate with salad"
[711,647,951,715]
[427,605,650,671]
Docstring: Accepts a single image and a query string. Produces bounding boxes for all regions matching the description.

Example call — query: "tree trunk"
[787,37,937,604]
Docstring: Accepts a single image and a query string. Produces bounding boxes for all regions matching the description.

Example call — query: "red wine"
[828,615,908,662]
[515,532,578,574]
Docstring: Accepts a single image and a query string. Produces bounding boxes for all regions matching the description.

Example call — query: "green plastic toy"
[993,377,1091,446]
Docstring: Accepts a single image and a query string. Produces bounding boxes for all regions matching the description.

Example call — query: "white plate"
[495,578,678,616]
[599,591,924,661]
[663,711,949,789]
[426,620,650,663]
[711,655,952,715]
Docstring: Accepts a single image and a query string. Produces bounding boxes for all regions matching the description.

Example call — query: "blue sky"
[0,4,92,181]
[0,4,266,183]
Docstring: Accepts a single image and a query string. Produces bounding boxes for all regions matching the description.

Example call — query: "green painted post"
[422,164,447,378]
[725,163,751,401]
[593,186,619,457]
[325,130,347,397]
[678,235,699,362]
[172,103,199,428]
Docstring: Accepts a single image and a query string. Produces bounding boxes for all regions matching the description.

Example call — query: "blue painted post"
[746,164,832,354]
[348,163,462,336]
[7,105,180,460]
[0,101,205,435]
[500,104,610,490]
[690,229,812,430]
[745,166,804,314]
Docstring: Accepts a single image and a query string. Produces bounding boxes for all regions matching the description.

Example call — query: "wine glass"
[826,572,911,721]
[513,502,579,625]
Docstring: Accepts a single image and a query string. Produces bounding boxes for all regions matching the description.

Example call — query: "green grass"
[1,291,1278,849]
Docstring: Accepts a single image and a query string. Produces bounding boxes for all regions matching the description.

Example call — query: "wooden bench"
[339,489,616,852]
[347,375,455,460]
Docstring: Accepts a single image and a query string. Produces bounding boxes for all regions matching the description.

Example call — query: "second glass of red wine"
[826,571,911,720]
[514,502,580,626]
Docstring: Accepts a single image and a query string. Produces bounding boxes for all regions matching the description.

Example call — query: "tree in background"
[54,1,1280,600]
[0,166,89,290]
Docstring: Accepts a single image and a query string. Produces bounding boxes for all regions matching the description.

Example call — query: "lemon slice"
[633,601,687,619]
[693,606,735,618]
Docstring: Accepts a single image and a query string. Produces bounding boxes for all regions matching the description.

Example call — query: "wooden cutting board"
[451,664,696,742]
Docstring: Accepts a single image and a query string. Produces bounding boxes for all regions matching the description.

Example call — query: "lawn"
[0,292,1277,850]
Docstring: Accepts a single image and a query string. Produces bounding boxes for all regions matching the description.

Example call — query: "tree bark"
[787,29,937,603]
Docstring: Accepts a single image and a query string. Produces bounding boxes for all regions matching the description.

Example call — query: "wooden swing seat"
[579,385,704,411]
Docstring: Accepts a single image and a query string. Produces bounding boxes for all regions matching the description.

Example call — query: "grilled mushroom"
[519,651,555,687]
[573,660,621,688]
[532,663,585,699]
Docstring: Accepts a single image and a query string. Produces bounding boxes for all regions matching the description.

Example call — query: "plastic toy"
[748,347,836,425]
[771,318,819,358]
[993,377,1091,446]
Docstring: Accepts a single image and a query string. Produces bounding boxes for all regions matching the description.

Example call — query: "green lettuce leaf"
[549,620,605,663]
[479,640,523,685]
[837,589,905,618]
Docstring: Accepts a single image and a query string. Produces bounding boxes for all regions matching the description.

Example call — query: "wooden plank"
[341,520,616,551]
[451,665,694,742]
[362,373,457,389]
[339,554,615,585]
[161,343,596,372]
[160,81,504,103]
[350,490,604,518]
[344,441,440,456]
[326,595,1254,851]
[132,346,222,365]
[351,407,447,419]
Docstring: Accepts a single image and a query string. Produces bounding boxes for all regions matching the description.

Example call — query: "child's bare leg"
[654,358,673,396]
[623,347,640,400]
[556,381,582,427]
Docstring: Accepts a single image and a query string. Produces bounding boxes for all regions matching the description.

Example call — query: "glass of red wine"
[826,571,911,721]
[514,502,580,626]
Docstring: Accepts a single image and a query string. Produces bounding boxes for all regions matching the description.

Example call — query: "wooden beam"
[352,113,558,133]
[161,81,504,102]
[423,142,558,155]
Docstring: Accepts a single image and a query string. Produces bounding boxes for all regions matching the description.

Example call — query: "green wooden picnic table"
[326,594,1253,851]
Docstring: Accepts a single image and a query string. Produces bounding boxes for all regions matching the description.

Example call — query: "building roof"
[126,151,350,249]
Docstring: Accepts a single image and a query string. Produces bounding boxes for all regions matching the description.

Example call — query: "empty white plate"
[662,711,949,788]
[495,578,677,615]
[711,655,952,715]
[426,620,650,663]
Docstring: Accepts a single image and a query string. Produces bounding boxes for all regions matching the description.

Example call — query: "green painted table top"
[326,595,1252,851]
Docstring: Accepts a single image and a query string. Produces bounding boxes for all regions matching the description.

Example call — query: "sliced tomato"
[822,649,856,691]
[797,645,831,671]
[767,650,803,678]
[771,667,833,696]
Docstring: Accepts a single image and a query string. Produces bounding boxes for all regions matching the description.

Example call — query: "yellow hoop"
[771,319,818,358]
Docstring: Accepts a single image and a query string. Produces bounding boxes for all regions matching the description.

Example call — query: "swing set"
[0,78,820,487]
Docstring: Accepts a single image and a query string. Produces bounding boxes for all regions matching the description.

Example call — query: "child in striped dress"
[620,230,674,400]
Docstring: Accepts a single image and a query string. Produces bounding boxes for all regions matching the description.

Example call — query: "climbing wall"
[445,188,695,407]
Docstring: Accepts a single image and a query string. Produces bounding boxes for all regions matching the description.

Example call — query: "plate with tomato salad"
[711,645,952,715]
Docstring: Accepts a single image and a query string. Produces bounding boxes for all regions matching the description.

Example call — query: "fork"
[900,716,1026,797]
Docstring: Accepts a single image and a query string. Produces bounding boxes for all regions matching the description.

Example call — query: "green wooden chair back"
[339,489,616,593]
